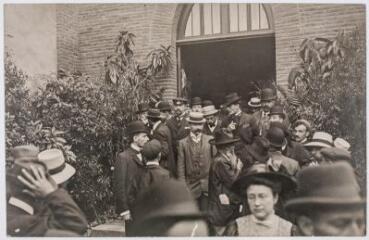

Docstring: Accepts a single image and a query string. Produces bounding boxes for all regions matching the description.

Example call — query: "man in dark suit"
[113,121,149,235]
[177,112,213,212]
[135,102,150,127]
[253,88,277,136]
[202,105,222,136]
[147,108,175,177]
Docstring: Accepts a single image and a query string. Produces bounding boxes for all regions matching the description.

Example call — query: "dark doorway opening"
[180,36,275,107]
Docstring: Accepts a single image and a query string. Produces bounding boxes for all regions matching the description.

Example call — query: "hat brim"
[203,109,218,116]
[248,102,261,108]
[245,145,270,163]
[304,141,332,148]
[50,163,76,184]
[233,172,296,195]
[261,96,277,102]
[269,138,287,148]
[224,96,241,107]
[285,197,366,213]
[209,138,240,146]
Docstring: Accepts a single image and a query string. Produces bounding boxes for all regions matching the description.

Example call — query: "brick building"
[56,3,365,105]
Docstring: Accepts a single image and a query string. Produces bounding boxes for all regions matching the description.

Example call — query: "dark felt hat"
[142,139,162,161]
[269,104,285,118]
[266,126,287,148]
[320,147,352,162]
[136,102,149,114]
[127,120,149,136]
[224,92,241,107]
[202,100,213,107]
[209,130,239,146]
[245,137,270,163]
[191,97,202,106]
[260,88,277,102]
[285,162,364,213]
[147,108,164,120]
[232,163,296,196]
[131,179,205,236]
[172,97,188,106]
[157,101,171,112]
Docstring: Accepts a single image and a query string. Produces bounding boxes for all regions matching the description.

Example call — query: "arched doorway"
[176,3,275,107]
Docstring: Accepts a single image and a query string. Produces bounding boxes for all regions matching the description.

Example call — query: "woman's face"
[246,184,278,220]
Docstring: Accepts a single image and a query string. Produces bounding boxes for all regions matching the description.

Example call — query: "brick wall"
[56,3,365,96]
[272,3,366,86]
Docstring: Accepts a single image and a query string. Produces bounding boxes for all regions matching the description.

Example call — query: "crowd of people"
[6,87,365,237]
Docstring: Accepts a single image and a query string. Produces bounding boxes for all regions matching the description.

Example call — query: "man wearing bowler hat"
[202,104,222,136]
[191,96,203,112]
[177,112,213,212]
[157,101,173,122]
[285,162,365,236]
[147,108,175,176]
[208,131,242,236]
[253,88,278,136]
[113,120,149,235]
[221,92,255,137]
[247,97,261,114]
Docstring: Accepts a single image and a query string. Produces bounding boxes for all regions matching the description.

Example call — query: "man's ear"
[296,215,315,236]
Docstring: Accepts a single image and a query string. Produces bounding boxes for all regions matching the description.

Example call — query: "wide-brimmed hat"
[11,145,39,163]
[209,131,239,146]
[245,137,270,163]
[224,92,241,107]
[131,179,205,236]
[269,104,285,118]
[232,163,296,196]
[191,97,202,106]
[157,101,171,112]
[266,126,287,148]
[186,112,206,124]
[38,149,76,184]
[136,103,149,114]
[260,88,277,102]
[202,105,218,116]
[248,97,261,108]
[334,137,351,151]
[284,162,364,213]
[320,147,351,162]
[202,100,213,107]
[172,97,188,106]
[147,108,164,120]
[304,131,333,149]
[127,120,149,136]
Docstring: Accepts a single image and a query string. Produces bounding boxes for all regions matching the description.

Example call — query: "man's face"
[294,124,309,142]
[133,132,149,148]
[261,100,275,112]
[165,219,208,236]
[303,207,365,236]
[190,122,204,135]
[269,114,284,124]
[192,105,202,113]
[205,115,217,126]
[174,104,185,117]
[246,184,278,221]
[139,112,148,125]
[227,103,239,115]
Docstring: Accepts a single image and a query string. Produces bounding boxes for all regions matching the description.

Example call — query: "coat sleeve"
[45,188,88,235]
[177,141,186,180]
[113,154,129,214]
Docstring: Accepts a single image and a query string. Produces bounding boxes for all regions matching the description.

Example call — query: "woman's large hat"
[224,92,241,107]
[209,130,239,146]
[284,162,364,213]
[38,149,76,184]
[186,112,206,124]
[232,163,296,195]
[304,131,333,149]
[245,137,270,163]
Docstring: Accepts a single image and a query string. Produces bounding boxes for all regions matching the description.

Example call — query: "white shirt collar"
[146,161,160,166]
[190,132,202,143]
[9,197,34,215]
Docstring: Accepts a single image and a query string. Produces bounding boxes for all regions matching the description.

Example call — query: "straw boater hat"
[186,112,206,124]
[38,149,76,184]
[209,130,239,146]
[248,97,261,108]
[284,162,364,213]
[304,131,333,149]
[11,145,39,163]
[232,163,297,196]
[202,105,218,117]
[333,137,351,151]
[224,92,241,107]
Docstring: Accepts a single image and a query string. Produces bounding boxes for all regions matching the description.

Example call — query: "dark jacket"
[222,112,256,137]
[129,163,170,216]
[177,134,213,198]
[208,153,242,226]
[203,120,222,136]
[7,189,88,236]
[113,147,145,214]
[253,110,290,136]
[151,122,175,175]
[283,140,312,167]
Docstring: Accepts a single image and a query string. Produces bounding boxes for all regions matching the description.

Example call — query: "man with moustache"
[177,112,213,211]
[202,104,222,136]
[253,88,277,136]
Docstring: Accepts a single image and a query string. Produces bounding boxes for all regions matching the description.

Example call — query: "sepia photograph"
[2,0,367,237]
